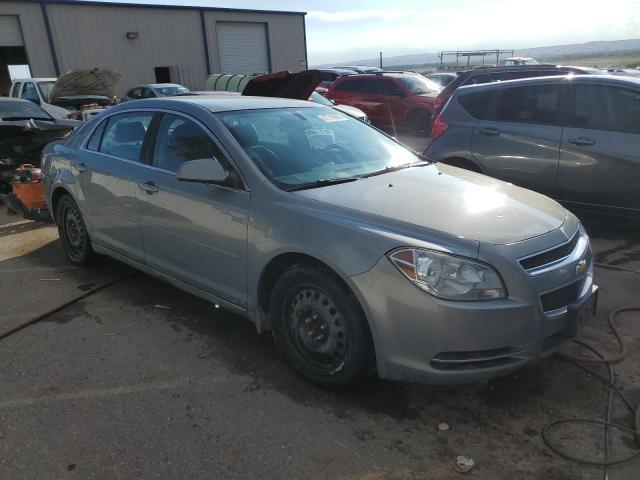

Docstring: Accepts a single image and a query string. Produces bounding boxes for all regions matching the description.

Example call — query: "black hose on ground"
[0,272,136,341]
[542,263,640,479]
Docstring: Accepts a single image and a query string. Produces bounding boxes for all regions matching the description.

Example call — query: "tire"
[55,194,95,266]
[270,265,374,389]
[408,109,431,136]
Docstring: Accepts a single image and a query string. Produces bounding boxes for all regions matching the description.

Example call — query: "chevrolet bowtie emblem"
[576,259,588,276]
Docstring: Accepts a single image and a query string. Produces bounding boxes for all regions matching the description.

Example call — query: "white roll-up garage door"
[0,16,24,47]
[216,22,269,75]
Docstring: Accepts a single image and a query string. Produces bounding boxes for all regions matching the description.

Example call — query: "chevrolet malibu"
[42,96,598,389]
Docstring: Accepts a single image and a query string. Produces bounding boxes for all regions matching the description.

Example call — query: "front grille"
[540,279,583,312]
[520,233,580,271]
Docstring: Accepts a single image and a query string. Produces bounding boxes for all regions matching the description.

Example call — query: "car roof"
[12,78,56,82]
[114,95,319,113]
[456,74,640,94]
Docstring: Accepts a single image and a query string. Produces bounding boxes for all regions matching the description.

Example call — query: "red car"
[326,72,441,135]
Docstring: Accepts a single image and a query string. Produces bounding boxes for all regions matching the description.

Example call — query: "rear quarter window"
[458,91,498,119]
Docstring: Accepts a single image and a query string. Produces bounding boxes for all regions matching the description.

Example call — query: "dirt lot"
[1,200,639,479]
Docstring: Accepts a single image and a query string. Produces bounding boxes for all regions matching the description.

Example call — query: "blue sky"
[102,0,640,64]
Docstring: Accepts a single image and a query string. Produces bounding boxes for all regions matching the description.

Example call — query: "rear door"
[471,82,566,197]
[136,112,249,306]
[329,78,383,124]
[557,82,640,213]
[78,111,154,260]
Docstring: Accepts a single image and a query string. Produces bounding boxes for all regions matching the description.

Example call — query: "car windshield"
[154,86,190,96]
[0,100,53,121]
[217,107,421,190]
[37,81,55,102]
[309,91,334,106]
[398,75,442,94]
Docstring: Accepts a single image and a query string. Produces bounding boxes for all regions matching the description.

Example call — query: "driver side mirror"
[177,158,241,188]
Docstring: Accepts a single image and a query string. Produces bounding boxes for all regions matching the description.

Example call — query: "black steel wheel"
[270,265,374,389]
[56,194,94,266]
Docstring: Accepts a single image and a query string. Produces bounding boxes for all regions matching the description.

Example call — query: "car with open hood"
[42,95,597,389]
[48,67,121,121]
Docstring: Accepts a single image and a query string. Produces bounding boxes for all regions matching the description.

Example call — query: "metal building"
[0,0,308,96]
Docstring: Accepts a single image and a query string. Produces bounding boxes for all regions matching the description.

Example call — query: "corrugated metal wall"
[0,2,57,78]
[0,2,306,97]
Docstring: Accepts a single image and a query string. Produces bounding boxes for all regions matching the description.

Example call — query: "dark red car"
[326,72,441,135]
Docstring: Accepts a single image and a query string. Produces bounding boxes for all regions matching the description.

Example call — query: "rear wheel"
[56,195,94,266]
[408,109,431,136]
[270,265,374,389]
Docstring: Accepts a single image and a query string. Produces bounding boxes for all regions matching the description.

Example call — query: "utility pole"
[379,51,383,69]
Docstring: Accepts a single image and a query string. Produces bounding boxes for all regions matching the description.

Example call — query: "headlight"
[389,248,506,300]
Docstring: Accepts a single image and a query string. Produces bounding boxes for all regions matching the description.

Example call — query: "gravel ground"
[0,198,639,480]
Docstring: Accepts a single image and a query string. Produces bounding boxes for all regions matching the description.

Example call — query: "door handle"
[138,181,158,194]
[76,162,88,173]
[568,137,596,146]
[479,128,500,136]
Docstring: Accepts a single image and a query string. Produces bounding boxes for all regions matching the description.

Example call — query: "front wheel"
[270,265,374,389]
[56,195,95,266]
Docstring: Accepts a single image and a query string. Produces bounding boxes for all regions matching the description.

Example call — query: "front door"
[471,82,566,197]
[77,111,154,261]
[136,112,249,306]
[557,82,640,214]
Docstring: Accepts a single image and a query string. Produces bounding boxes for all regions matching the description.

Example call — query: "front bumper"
[350,224,595,385]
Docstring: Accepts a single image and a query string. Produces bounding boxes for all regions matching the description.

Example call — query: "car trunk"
[242,70,322,100]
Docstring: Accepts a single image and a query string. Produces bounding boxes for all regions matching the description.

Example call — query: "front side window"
[574,84,640,134]
[142,88,156,99]
[397,75,441,94]
[489,84,562,125]
[218,106,420,190]
[153,86,189,96]
[99,112,153,161]
[21,83,39,103]
[152,114,226,172]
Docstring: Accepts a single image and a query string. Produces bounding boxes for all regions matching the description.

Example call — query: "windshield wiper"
[287,176,362,192]
[2,116,53,122]
[361,159,432,178]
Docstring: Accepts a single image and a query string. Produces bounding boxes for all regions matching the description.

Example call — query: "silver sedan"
[43,96,598,388]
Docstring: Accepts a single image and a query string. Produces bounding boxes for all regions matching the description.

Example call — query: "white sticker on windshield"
[318,113,348,123]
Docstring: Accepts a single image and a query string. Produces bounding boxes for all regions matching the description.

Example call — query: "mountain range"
[312,39,640,68]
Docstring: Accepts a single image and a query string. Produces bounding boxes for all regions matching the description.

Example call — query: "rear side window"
[152,114,226,172]
[128,88,142,99]
[574,84,640,134]
[335,79,370,93]
[458,91,498,119]
[99,112,153,161]
[320,71,338,82]
[86,120,107,151]
[488,84,562,125]
[11,82,21,98]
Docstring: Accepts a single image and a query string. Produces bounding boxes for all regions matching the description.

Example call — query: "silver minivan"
[426,75,640,218]
[43,95,597,388]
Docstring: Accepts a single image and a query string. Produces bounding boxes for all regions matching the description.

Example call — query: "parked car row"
[427,74,640,217]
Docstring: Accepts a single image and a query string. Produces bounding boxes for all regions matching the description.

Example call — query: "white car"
[9,68,120,121]
[503,57,540,66]
[9,78,68,118]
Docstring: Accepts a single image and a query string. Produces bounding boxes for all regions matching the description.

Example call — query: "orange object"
[12,182,46,210]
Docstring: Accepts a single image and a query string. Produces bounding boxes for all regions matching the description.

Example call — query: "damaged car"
[43,94,597,389]
[48,67,121,121]
[0,98,79,216]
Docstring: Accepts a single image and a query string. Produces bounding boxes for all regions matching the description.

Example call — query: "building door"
[0,15,28,96]
[216,22,270,74]
[154,66,180,84]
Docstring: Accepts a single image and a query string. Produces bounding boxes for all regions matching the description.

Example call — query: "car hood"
[333,104,366,119]
[292,164,567,245]
[243,70,322,100]
[50,67,121,103]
